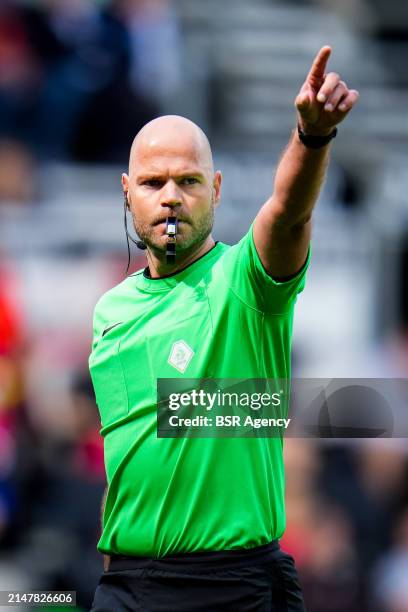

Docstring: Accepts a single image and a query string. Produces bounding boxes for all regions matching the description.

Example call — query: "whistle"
[166,216,178,264]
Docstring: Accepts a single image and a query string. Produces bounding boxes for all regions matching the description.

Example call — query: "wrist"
[297,118,335,137]
[297,121,335,137]
[297,123,337,149]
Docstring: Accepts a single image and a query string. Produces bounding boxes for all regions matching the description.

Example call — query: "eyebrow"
[136,170,206,182]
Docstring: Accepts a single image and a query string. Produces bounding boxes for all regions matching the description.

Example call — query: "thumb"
[295,92,311,111]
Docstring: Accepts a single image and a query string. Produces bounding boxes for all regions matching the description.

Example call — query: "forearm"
[269,127,331,227]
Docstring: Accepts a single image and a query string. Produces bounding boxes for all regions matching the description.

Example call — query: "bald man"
[89,47,358,611]
[122,114,220,277]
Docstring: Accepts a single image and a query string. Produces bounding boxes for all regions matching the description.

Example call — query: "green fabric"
[89,224,310,557]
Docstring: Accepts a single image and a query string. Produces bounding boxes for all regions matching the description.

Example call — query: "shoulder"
[217,224,311,314]
[91,269,145,345]
[93,269,144,319]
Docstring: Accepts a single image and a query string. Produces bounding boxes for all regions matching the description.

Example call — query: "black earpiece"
[123,194,179,275]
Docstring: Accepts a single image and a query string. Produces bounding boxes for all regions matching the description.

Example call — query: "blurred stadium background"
[0,0,407,610]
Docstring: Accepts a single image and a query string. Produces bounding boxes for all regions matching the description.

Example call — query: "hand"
[103,554,110,571]
[295,46,359,136]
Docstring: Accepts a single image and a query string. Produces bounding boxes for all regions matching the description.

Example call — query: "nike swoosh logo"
[102,322,124,337]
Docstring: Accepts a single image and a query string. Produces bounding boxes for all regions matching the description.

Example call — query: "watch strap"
[297,124,337,149]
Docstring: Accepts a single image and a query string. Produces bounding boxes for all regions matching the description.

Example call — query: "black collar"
[143,242,219,280]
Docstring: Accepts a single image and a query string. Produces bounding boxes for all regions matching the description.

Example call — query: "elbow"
[291,213,312,232]
[267,201,313,232]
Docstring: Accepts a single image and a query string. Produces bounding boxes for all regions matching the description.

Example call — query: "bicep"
[253,200,311,279]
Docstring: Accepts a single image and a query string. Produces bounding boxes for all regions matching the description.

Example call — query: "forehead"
[130,131,212,176]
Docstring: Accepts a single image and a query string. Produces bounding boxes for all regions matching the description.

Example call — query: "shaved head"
[129,115,214,178]
[122,114,222,275]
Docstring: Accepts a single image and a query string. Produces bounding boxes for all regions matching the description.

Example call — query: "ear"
[213,170,222,208]
[122,173,130,209]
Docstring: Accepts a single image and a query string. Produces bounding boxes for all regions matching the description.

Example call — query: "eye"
[143,179,163,188]
[180,177,199,185]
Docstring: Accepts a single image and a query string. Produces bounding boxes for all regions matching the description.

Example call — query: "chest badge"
[168,340,194,373]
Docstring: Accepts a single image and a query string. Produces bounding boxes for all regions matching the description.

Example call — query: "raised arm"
[253,46,359,278]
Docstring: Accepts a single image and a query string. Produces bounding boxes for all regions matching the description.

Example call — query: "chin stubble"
[132,199,215,253]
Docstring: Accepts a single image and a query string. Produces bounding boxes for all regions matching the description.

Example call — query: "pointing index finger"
[307,45,332,89]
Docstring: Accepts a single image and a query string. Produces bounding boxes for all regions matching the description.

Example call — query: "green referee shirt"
[89,224,310,557]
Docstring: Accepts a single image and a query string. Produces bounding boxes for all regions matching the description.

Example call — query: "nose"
[160,179,182,211]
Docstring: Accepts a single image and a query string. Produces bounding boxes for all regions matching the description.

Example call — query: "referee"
[89,46,358,611]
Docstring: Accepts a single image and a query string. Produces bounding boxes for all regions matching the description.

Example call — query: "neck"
[146,235,215,278]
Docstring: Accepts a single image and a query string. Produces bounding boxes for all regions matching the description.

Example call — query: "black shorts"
[90,540,306,611]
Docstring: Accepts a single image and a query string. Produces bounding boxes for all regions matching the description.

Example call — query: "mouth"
[153,219,188,227]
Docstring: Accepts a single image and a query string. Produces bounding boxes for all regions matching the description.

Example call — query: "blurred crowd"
[0,256,107,608]
[0,1,407,612]
[283,440,408,612]
[0,0,182,164]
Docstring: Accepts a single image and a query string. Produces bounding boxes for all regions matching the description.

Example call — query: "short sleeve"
[221,223,311,315]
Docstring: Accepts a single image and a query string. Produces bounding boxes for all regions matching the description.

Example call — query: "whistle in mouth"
[166,216,178,264]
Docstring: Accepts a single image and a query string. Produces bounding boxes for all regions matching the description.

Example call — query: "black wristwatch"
[297,124,337,149]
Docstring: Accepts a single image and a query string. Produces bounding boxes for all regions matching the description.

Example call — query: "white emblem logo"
[168,340,194,373]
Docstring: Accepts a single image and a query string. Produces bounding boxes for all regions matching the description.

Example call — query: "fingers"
[316,72,359,114]
[338,89,359,113]
[323,80,347,112]
[297,47,360,123]
[295,91,311,111]
[316,72,340,103]
[307,45,331,90]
